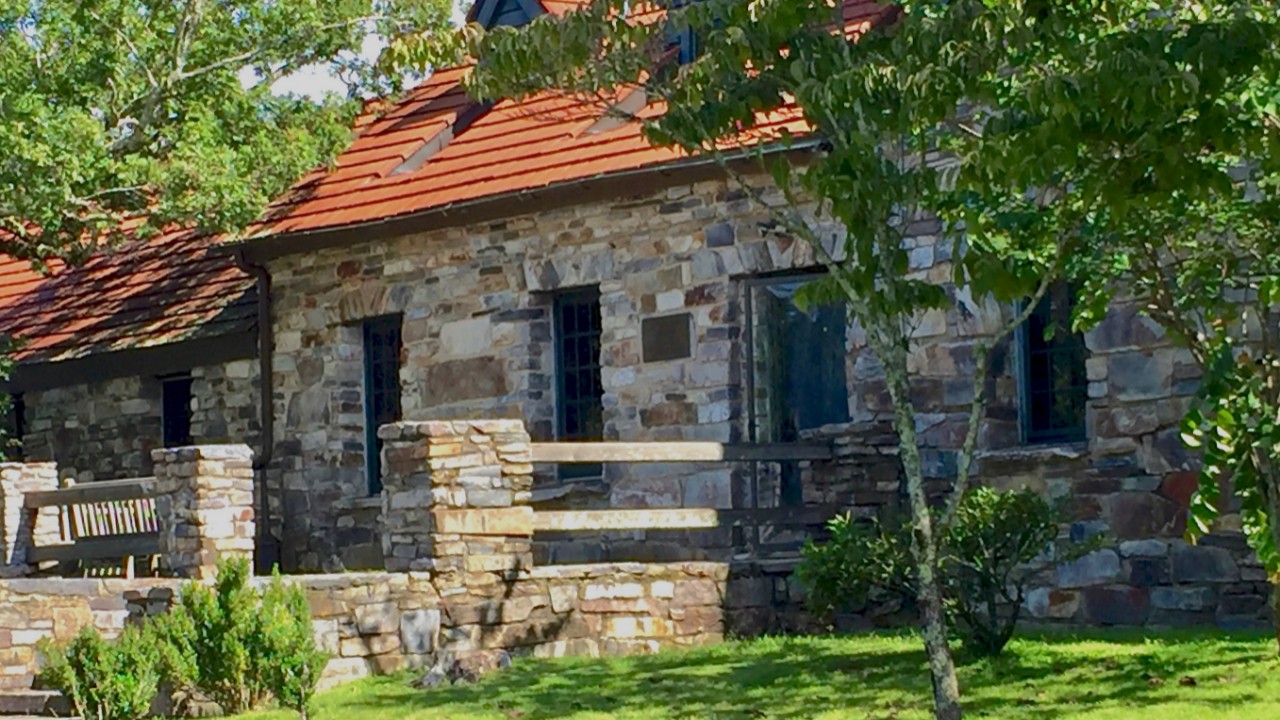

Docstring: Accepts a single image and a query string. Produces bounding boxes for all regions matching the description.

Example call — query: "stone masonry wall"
[19,358,259,484]
[267,178,862,570]
[0,564,727,691]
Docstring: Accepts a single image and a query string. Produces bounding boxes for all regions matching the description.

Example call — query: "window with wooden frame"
[1019,283,1089,444]
[363,314,403,495]
[554,287,604,481]
[161,374,194,447]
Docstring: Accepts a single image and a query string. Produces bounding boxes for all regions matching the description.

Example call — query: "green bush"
[152,557,327,718]
[799,486,1066,656]
[39,625,161,720]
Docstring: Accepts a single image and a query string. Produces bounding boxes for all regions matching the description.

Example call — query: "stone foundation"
[0,562,727,691]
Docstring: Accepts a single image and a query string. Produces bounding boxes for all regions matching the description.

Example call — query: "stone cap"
[378,420,529,441]
[150,445,255,463]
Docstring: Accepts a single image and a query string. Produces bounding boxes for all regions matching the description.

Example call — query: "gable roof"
[0,229,257,367]
[243,0,894,247]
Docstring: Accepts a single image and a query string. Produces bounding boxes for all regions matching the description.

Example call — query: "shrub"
[799,486,1067,656]
[153,557,327,718]
[259,574,328,720]
[39,625,161,720]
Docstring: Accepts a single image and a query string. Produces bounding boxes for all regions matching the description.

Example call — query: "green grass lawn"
[244,631,1280,720]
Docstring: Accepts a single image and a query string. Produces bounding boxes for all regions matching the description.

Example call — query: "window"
[1020,283,1088,444]
[747,274,850,505]
[554,288,604,480]
[363,315,403,495]
[161,375,194,447]
[3,393,23,459]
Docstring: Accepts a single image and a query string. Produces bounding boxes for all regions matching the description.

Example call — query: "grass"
[242,630,1280,720]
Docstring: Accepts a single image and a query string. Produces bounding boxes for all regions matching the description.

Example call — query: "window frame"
[1016,286,1089,445]
[362,314,404,496]
[552,286,605,482]
[160,374,194,448]
[742,271,851,507]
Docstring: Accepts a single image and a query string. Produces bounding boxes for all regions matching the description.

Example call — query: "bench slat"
[27,534,161,564]
[24,478,158,509]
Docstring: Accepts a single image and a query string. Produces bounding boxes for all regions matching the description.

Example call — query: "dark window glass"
[1022,284,1088,443]
[161,376,194,447]
[3,393,24,459]
[363,315,403,495]
[554,288,604,480]
[749,275,850,505]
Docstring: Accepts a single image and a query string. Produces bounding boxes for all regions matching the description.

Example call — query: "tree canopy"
[0,0,460,266]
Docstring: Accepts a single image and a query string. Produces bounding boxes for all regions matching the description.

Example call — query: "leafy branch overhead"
[0,0,460,265]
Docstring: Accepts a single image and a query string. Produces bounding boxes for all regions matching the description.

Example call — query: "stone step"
[0,690,70,717]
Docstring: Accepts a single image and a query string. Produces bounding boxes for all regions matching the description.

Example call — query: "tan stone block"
[431,508,533,536]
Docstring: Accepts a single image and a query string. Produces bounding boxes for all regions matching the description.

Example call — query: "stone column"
[380,420,534,575]
[152,445,256,579]
[0,462,59,576]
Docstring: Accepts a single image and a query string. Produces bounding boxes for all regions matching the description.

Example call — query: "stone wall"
[18,358,259,484]
[0,563,727,692]
[267,178,862,570]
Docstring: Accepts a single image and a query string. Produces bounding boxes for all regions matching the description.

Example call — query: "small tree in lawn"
[459,0,1280,715]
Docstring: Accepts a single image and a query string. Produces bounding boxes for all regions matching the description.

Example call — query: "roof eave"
[226,140,820,264]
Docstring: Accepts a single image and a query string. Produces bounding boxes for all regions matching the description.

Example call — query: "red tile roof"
[246,0,895,242]
[0,230,256,365]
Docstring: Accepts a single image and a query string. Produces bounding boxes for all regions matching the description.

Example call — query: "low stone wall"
[0,562,727,691]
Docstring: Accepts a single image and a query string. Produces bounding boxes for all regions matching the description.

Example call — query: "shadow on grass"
[325,630,1278,720]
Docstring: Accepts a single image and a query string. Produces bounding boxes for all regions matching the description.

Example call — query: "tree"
[0,0,460,266]
[464,0,1280,716]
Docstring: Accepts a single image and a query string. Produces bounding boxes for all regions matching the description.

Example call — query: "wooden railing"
[529,441,842,552]
[23,477,161,577]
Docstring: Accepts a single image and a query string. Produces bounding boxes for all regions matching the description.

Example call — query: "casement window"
[1019,283,1088,444]
[363,315,403,495]
[161,375,194,447]
[554,287,605,481]
[747,274,850,505]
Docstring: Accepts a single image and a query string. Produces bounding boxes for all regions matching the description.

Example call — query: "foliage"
[238,632,1280,720]
[153,557,327,717]
[258,575,329,720]
[0,0,460,265]
[938,487,1063,656]
[38,625,162,720]
[800,488,1063,656]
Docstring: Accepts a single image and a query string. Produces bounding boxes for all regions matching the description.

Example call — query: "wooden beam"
[28,533,161,564]
[24,478,158,509]
[529,442,834,464]
[533,509,720,532]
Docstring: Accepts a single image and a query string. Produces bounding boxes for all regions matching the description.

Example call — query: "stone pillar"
[0,462,59,576]
[152,445,256,579]
[380,420,534,575]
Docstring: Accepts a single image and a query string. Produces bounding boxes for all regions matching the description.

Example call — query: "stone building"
[0,0,1264,628]
[0,230,261,484]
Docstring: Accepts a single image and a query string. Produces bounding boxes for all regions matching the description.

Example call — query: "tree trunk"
[881,340,964,720]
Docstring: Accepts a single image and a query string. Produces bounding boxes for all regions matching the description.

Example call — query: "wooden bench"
[23,477,161,578]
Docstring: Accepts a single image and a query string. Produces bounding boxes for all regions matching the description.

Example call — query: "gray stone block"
[1150,586,1215,611]
[400,608,441,655]
[1057,550,1122,589]
[1170,544,1241,583]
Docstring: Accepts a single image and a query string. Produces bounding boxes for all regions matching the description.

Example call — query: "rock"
[448,650,512,684]
[1170,543,1241,584]
[1150,587,1215,612]
[1057,550,1122,589]
[400,609,440,655]
[1023,588,1080,620]
[1106,353,1172,402]
[1158,471,1199,509]
[1118,540,1168,558]
[412,667,449,689]
[1127,558,1170,587]
[1103,492,1184,540]
[1082,587,1150,626]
